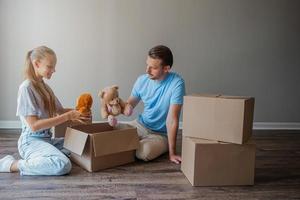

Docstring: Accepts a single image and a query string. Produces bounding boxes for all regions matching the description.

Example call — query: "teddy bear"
[98,85,133,126]
[76,93,93,124]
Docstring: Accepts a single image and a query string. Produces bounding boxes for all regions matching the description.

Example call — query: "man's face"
[146,56,170,81]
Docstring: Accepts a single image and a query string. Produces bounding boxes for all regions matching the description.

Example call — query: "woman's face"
[34,54,56,80]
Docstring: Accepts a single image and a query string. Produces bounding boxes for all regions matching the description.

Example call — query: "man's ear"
[163,65,171,73]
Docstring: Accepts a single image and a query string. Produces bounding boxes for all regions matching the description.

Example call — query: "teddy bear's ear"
[98,90,105,98]
[111,85,119,90]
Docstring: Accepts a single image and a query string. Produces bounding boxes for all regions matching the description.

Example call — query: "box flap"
[189,136,255,145]
[220,95,253,100]
[187,94,253,100]
[63,127,88,156]
[189,137,219,144]
[92,128,139,157]
[71,123,113,133]
[189,94,222,98]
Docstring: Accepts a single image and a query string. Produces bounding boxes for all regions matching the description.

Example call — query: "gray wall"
[0,0,299,122]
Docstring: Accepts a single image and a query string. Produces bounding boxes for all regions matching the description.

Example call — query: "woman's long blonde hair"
[24,46,57,117]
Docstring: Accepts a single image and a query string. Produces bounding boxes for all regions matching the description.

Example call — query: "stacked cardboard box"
[181,94,256,186]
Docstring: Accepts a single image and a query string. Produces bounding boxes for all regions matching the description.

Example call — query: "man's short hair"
[148,45,173,68]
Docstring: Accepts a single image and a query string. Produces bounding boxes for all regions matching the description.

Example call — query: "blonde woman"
[0,46,88,175]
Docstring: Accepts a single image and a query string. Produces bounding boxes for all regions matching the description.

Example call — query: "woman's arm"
[25,110,84,132]
[57,108,73,115]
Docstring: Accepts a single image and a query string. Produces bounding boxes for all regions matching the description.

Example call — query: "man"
[126,45,185,164]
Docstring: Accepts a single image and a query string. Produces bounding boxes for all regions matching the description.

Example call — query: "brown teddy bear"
[98,85,132,126]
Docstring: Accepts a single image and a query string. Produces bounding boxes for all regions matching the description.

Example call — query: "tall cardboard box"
[183,94,255,144]
[63,123,139,172]
[181,136,256,186]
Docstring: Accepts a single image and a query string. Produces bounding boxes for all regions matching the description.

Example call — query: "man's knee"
[136,143,152,161]
[136,139,167,161]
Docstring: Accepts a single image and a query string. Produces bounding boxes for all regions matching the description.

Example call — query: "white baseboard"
[0,120,107,129]
[252,122,300,130]
[178,122,300,130]
[0,121,21,129]
[0,120,300,130]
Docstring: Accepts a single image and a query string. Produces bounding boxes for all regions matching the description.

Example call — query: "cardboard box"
[53,119,92,138]
[183,94,255,144]
[53,121,71,138]
[63,123,139,172]
[181,136,256,186]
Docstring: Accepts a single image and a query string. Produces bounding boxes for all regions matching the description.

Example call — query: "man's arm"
[166,104,182,164]
[127,96,140,109]
[123,96,140,116]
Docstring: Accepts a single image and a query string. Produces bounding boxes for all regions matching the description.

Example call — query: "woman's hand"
[64,110,90,124]
[81,111,92,124]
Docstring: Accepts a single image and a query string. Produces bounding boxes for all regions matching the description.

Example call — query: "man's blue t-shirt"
[131,72,185,134]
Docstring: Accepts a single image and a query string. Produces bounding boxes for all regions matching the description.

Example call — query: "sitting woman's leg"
[17,137,72,176]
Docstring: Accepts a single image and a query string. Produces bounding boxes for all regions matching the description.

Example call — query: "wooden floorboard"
[0,129,299,200]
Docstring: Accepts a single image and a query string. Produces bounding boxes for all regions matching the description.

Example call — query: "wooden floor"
[0,129,300,200]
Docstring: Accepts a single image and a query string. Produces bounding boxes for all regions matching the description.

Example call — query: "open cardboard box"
[63,123,139,172]
[53,119,92,138]
[181,136,256,186]
[183,94,255,144]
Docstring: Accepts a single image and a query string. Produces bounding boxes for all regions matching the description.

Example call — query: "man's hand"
[169,153,182,164]
[124,96,140,116]
[123,103,133,116]
[166,104,182,165]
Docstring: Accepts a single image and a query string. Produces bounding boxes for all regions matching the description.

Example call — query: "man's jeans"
[127,120,168,161]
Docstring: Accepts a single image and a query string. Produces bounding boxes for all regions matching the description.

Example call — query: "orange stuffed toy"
[76,93,93,119]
